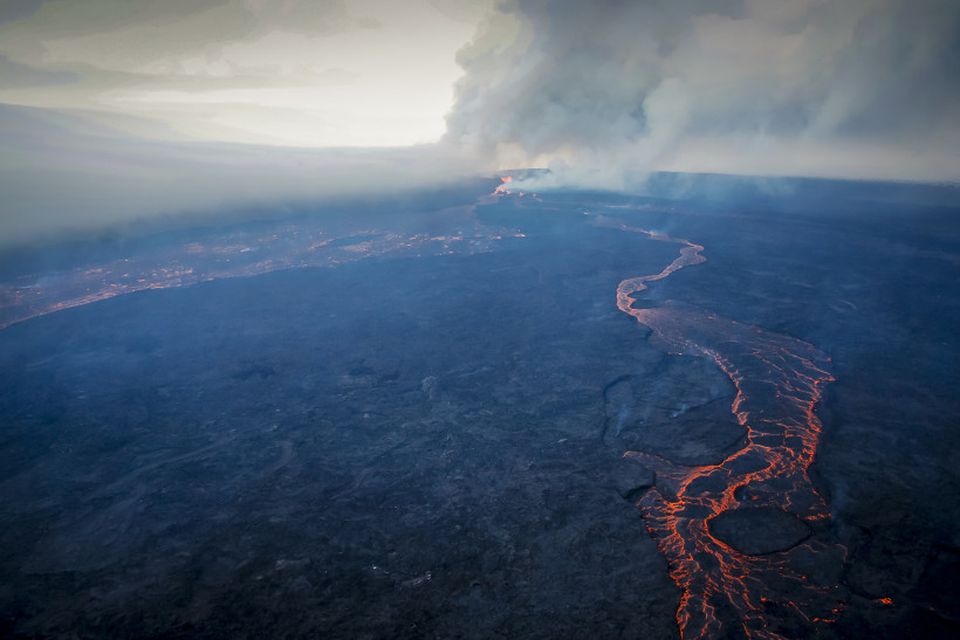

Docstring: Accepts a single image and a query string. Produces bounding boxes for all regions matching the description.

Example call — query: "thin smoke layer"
[0,105,479,245]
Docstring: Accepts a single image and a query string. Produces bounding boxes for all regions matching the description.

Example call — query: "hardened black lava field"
[2,177,959,639]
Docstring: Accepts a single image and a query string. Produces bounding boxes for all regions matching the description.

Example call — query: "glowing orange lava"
[600,214,845,639]
[0,204,522,330]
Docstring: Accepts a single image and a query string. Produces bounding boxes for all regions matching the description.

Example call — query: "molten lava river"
[595,213,846,638]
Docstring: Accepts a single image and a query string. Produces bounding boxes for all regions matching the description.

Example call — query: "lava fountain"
[494,175,514,194]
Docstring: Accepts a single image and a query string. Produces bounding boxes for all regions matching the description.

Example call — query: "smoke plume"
[445,0,960,189]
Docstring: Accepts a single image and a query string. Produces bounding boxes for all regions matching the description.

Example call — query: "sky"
[1,0,958,241]
[0,0,483,147]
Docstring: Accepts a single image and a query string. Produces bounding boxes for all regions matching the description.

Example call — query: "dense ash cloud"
[446,0,960,188]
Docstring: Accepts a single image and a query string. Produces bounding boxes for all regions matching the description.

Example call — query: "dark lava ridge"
[708,507,812,556]
[604,456,655,501]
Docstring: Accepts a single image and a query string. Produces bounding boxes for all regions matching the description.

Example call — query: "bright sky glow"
[0,0,481,147]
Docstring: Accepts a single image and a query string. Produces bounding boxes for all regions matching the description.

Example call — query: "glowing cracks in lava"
[601,212,844,639]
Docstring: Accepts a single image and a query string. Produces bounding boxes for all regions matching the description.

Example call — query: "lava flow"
[0,205,524,330]
[600,214,844,639]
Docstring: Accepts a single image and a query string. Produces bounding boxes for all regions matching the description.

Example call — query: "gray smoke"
[445,0,960,189]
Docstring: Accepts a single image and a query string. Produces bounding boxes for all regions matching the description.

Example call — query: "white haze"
[0,105,478,244]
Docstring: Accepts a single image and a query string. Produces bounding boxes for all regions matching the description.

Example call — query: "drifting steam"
[0,104,477,245]
[445,0,960,190]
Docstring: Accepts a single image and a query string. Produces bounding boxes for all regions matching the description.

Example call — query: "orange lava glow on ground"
[0,205,524,330]
[603,215,846,638]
